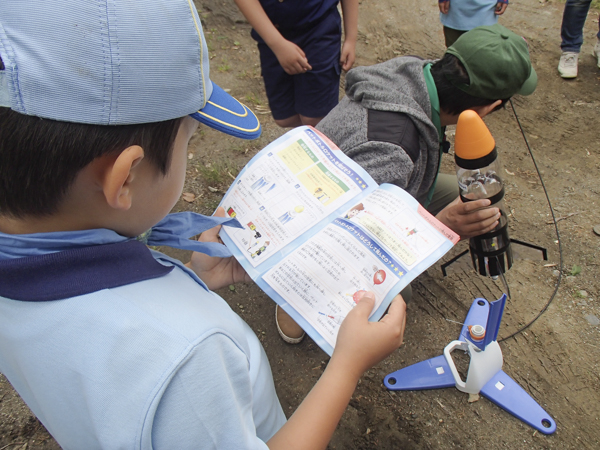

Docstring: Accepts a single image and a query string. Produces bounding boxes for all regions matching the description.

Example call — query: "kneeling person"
[276,24,537,341]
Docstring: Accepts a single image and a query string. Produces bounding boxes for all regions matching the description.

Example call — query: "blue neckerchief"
[0,211,243,260]
[0,212,244,301]
[138,212,243,258]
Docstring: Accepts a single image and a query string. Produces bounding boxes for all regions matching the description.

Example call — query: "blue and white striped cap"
[0,0,261,139]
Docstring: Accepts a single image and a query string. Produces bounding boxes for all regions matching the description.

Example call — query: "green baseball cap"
[445,24,537,100]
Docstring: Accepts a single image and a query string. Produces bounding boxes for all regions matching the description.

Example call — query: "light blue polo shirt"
[440,0,499,31]
[0,223,286,449]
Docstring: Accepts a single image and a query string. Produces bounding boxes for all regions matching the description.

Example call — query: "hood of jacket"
[345,56,439,147]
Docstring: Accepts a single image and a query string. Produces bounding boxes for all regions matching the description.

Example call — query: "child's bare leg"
[300,115,324,127]
[275,114,303,128]
[275,115,324,127]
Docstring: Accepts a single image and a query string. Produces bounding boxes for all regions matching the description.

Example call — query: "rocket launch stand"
[383,295,556,435]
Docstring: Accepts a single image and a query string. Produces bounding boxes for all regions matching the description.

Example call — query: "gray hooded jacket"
[316,57,441,203]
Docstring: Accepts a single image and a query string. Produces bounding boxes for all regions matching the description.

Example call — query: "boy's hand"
[186,207,251,290]
[435,196,500,240]
[330,292,406,381]
[271,39,312,75]
[438,0,450,14]
[495,1,508,15]
[340,40,356,72]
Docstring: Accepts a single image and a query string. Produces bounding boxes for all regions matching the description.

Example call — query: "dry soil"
[1,0,599,448]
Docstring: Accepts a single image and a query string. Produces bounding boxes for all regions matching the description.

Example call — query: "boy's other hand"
[495,1,508,15]
[187,207,251,290]
[330,292,406,381]
[272,39,312,75]
[340,40,356,71]
[438,0,450,14]
[435,196,500,240]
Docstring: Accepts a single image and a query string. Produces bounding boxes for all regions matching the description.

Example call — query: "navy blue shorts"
[254,9,342,120]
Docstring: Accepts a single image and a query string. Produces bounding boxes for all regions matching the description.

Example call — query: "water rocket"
[454,110,513,277]
[441,111,547,285]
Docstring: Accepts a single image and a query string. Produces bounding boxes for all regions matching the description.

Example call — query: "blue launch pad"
[383,296,556,435]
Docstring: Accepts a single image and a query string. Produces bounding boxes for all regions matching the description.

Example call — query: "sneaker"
[593,38,600,69]
[558,52,579,78]
[275,305,305,344]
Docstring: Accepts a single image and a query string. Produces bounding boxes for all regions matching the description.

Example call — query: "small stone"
[566,276,577,283]
[593,225,600,236]
[468,393,480,403]
[552,270,560,277]
[585,315,600,326]
[578,301,588,306]
[579,290,588,297]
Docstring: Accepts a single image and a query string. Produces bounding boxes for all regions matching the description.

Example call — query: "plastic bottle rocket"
[454,110,512,277]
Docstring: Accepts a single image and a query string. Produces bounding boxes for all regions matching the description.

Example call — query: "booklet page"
[220,127,375,269]
[261,185,459,354]
[219,126,458,355]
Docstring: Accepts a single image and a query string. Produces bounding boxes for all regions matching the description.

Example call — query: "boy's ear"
[102,145,145,211]
[471,100,503,119]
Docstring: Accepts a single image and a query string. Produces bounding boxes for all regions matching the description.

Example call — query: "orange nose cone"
[454,110,496,160]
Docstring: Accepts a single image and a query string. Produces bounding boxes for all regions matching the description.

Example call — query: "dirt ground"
[1,0,600,448]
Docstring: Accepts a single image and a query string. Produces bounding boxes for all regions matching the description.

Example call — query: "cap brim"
[190,83,261,140]
[517,67,537,96]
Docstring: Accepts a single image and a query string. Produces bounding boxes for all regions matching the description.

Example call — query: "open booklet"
[218,126,459,355]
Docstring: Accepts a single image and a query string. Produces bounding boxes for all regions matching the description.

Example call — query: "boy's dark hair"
[431,54,508,116]
[0,107,184,218]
